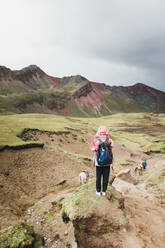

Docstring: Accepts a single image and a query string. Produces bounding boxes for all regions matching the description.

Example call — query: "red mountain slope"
[0,65,165,115]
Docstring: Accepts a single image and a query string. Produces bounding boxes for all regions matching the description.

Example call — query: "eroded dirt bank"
[0,129,94,227]
[0,128,165,247]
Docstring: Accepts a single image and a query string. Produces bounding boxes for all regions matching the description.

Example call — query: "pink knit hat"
[96,126,109,136]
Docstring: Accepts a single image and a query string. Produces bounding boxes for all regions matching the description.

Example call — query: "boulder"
[116,168,137,184]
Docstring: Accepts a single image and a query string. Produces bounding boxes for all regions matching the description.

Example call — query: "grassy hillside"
[102,89,147,113]
[0,113,165,153]
[0,90,71,114]
[0,76,90,116]
[61,75,88,93]
[0,85,158,116]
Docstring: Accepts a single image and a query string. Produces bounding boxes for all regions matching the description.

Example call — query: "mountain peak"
[133,82,147,87]
[0,65,13,80]
[60,74,88,86]
[73,75,88,81]
[128,82,165,96]
[15,64,45,75]
[13,65,45,82]
[27,64,41,69]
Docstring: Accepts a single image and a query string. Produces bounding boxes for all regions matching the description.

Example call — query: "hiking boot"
[96,191,101,196]
[102,192,106,196]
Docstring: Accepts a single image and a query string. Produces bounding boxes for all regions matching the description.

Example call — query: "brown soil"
[123,194,165,248]
[112,154,165,248]
[0,130,93,226]
[0,129,165,247]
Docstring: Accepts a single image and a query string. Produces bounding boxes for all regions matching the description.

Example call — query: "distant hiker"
[142,160,147,169]
[91,126,113,196]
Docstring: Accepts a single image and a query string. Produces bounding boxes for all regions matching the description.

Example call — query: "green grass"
[62,179,104,220]
[0,113,165,153]
[143,163,165,187]
[0,114,71,149]
[145,143,165,154]
[66,100,87,117]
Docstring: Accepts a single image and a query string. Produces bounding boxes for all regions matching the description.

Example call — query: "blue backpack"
[96,137,113,166]
[143,161,147,168]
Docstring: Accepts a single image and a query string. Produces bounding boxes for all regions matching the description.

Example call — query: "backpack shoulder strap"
[97,137,102,144]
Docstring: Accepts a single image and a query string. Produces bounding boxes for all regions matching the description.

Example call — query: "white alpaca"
[79,171,89,184]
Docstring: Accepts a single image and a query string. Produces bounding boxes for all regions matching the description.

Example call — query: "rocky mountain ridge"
[0,65,165,116]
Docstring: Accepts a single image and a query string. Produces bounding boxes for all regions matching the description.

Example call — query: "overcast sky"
[0,0,165,91]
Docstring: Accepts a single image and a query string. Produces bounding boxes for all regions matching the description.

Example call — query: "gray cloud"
[0,0,165,91]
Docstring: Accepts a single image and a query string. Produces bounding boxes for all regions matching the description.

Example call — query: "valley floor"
[0,113,165,247]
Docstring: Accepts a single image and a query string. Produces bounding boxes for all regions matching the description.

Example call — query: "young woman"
[90,126,113,196]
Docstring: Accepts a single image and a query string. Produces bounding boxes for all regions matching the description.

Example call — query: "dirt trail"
[112,154,165,248]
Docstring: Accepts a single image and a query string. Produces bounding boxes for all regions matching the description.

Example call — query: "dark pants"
[96,166,110,192]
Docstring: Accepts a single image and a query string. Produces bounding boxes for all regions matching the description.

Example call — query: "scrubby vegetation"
[0,223,44,248]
